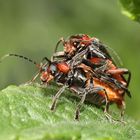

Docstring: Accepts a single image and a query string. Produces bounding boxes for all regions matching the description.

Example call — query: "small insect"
[52,34,131,98]
[52,34,112,61]
[0,53,129,122]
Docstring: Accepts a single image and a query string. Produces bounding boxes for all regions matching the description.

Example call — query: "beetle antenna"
[54,37,65,53]
[0,53,39,66]
[42,57,51,64]
[105,46,123,66]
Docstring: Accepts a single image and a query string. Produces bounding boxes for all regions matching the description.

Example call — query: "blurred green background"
[0,0,140,119]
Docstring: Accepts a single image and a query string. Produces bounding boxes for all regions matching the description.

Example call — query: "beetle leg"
[27,71,40,84]
[117,100,126,123]
[54,37,65,53]
[91,87,115,122]
[51,51,65,61]
[104,92,126,124]
[75,87,109,121]
[107,68,128,75]
[51,37,65,61]
[124,70,131,87]
[103,89,114,121]
[107,68,131,87]
[75,92,87,120]
[50,85,67,111]
[121,108,125,121]
[90,87,114,121]
[126,70,131,87]
[69,48,88,67]
[98,88,121,123]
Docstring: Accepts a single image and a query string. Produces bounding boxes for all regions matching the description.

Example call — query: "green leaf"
[119,0,140,22]
[0,84,139,140]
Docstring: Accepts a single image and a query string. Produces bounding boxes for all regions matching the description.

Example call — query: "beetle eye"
[41,65,48,72]
[49,64,57,75]
[73,41,79,47]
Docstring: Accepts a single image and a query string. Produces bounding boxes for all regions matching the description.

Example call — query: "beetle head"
[40,57,58,84]
[63,34,93,58]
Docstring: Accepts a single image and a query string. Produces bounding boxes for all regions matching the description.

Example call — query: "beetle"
[39,57,129,122]
[0,53,129,122]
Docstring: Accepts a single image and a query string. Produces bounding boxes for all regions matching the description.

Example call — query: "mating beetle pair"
[0,34,131,122]
[50,34,131,121]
